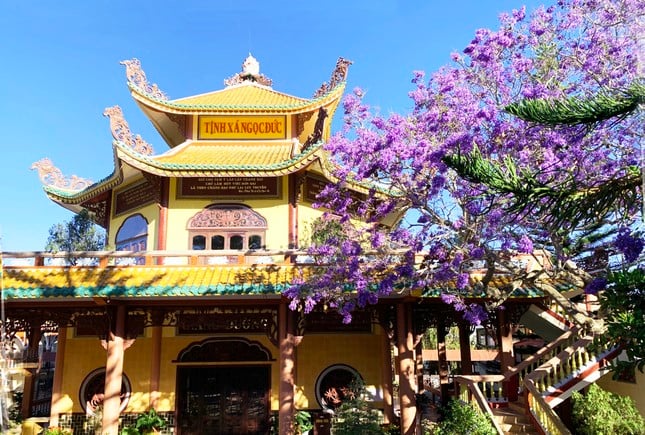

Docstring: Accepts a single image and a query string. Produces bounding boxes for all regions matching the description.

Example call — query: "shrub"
[294,410,314,434]
[43,428,73,435]
[572,383,645,435]
[331,379,384,435]
[435,399,496,435]
[120,409,168,435]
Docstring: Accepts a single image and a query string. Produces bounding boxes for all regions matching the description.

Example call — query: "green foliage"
[43,428,73,435]
[45,209,105,264]
[435,399,496,435]
[505,79,645,126]
[120,409,168,435]
[294,410,313,434]
[307,215,348,247]
[331,379,384,435]
[603,268,645,375]
[571,383,645,435]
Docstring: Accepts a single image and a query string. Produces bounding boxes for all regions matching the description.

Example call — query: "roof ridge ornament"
[314,57,352,98]
[31,158,93,191]
[103,106,154,155]
[224,54,273,87]
[120,58,168,101]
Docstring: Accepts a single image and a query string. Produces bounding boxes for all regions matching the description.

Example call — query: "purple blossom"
[456,273,470,290]
[615,228,644,263]
[584,277,607,295]
[517,235,534,254]
[282,0,642,324]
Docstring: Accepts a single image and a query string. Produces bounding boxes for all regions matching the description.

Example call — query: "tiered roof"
[33,56,351,212]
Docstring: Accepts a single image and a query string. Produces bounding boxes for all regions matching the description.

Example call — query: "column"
[21,320,43,419]
[49,326,67,427]
[397,302,416,435]
[496,308,517,401]
[458,322,473,375]
[102,305,126,435]
[149,324,162,409]
[278,302,295,435]
[380,327,394,425]
[437,318,450,408]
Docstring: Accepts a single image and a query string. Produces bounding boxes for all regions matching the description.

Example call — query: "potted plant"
[121,409,168,435]
[43,428,73,435]
[294,410,314,435]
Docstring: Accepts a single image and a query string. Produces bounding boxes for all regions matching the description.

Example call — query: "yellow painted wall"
[60,326,387,413]
[298,201,325,248]
[597,371,645,417]
[295,330,385,410]
[108,196,159,250]
[164,178,291,251]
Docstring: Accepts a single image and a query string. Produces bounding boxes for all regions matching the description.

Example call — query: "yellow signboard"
[198,115,287,140]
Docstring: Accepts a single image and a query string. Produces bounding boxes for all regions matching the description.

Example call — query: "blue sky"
[0,0,547,251]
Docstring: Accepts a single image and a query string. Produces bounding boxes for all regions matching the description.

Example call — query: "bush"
[120,409,168,435]
[435,399,496,435]
[331,379,384,435]
[572,383,645,435]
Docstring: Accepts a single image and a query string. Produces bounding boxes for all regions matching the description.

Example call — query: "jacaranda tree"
[283,0,644,323]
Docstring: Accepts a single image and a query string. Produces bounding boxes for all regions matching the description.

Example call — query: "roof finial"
[224,54,273,87]
[242,53,260,77]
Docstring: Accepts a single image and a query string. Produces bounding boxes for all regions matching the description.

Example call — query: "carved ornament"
[188,205,268,230]
[314,57,352,98]
[224,54,273,87]
[103,106,154,155]
[120,58,168,100]
[31,158,93,191]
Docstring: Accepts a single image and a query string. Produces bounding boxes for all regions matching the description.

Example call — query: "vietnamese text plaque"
[180,177,279,198]
[115,181,157,215]
[198,115,287,140]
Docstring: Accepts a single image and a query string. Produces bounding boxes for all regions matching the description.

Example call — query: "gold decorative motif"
[103,106,154,155]
[31,158,93,191]
[314,57,353,98]
[82,198,109,229]
[302,107,328,152]
[120,58,168,100]
[224,54,273,87]
[189,205,268,229]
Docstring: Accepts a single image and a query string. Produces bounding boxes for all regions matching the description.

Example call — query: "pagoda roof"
[115,139,323,178]
[125,56,350,115]
[1,264,572,301]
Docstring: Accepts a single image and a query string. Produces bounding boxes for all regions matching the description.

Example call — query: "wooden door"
[177,366,270,434]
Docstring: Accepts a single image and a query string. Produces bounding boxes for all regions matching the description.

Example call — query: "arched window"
[188,204,268,252]
[115,214,148,264]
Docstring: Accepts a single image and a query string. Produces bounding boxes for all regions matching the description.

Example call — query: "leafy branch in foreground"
[443,147,642,228]
[505,79,644,126]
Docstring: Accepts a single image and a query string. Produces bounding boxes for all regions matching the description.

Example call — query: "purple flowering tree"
[284,0,643,324]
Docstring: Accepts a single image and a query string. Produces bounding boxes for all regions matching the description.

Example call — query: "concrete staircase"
[492,399,538,434]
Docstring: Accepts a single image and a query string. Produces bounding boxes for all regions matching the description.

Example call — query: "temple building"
[1,56,637,435]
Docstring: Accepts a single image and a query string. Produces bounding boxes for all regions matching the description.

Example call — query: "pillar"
[458,322,473,375]
[149,324,162,409]
[397,302,416,435]
[278,302,295,435]
[49,326,67,427]
[21,321,43,419]
[102,305,126,435]
[496,308,517,401]
[380,327,394,425]
[437,318,450,408]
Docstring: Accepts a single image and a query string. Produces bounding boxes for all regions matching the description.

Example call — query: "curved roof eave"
[41,147,124,204]
[115,140,325,177]
[128,82,346,115]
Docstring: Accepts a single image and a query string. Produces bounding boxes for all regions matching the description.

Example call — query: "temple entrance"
[177,365,270,435]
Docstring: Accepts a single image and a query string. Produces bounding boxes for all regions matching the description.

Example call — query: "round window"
[314,364,362,409]
[79,367,131,415]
